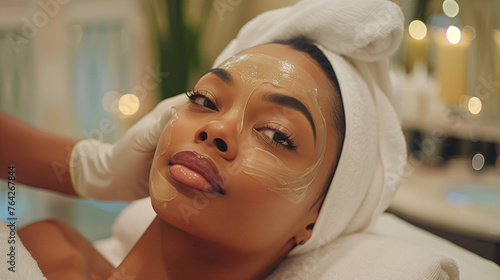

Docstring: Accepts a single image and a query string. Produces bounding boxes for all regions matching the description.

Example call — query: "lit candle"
[435,26,471,105]
[405,20,429,72]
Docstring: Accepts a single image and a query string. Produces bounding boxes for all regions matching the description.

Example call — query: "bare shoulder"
[18,220,114,280]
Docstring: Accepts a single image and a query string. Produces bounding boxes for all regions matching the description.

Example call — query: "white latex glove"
[70,94,187,201]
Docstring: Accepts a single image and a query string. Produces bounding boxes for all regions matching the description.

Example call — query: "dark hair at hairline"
[272,36,346,203]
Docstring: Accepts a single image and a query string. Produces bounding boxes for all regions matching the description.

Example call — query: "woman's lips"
[169,151,225,195]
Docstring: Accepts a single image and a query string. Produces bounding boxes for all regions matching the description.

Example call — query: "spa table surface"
[389,158,500,246]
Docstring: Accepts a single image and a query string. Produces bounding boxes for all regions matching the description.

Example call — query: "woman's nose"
[195,121,238,161]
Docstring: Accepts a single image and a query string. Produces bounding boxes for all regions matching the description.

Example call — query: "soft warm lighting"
[409,20,427,40]
[462,25,476,41]
[118,94,140,116]
[442,0,459,18]
[468,97,482,115]
[102,91,120,112]
[446,26,461,44]
[471,153,485,171]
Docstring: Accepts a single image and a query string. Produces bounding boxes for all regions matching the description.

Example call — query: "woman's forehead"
[239,44,338,124]
[223,45,336,108]
[234,44,331,88]
[219,53,318,97]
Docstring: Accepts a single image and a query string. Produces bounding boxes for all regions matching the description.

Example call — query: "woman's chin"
[150,184,177,206]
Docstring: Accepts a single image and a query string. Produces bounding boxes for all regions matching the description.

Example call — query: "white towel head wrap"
[212,0,407,256]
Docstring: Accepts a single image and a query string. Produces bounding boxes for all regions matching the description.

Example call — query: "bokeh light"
[471,153,485,171]
[409,20,427,40]
[442,0,459,18]
[468,97,482,115]
[462,25,476,41]
[446,26,461,44]
[118,94,140,116]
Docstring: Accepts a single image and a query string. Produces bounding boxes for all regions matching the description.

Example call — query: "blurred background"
[0,0,499,264]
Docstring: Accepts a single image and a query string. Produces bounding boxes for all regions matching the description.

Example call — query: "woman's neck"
[109,216,292,280]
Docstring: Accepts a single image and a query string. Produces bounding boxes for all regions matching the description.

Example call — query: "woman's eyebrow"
[204,68,234,85]
[261,92,316,140]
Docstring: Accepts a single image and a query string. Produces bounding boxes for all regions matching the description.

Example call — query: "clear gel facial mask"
[149,106,180,205]
[219,53,327,203]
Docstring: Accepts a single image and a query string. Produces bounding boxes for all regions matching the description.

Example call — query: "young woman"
[18,36,346,280]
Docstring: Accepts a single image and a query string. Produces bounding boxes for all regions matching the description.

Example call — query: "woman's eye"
[186,90,218,111]
[193,96,217,110]
[261,130,288,146]
[259,128,297,151]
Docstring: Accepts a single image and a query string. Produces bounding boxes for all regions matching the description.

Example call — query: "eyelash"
[185,89,218,111]
[256,123,298,151]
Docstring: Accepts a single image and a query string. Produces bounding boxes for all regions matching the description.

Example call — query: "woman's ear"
[293,196,325,246]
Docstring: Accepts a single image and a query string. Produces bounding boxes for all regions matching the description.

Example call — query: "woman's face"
[149,43,340,255]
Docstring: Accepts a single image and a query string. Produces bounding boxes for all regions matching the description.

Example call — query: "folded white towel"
[213,0,404,66]
[0,220,46,280]
[265,232,459,280]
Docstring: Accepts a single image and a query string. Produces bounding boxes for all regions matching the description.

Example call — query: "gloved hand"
[70,94,187,201]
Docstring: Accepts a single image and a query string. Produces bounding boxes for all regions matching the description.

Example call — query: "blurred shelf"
[402,115,500,144]
[389,159,500,243]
